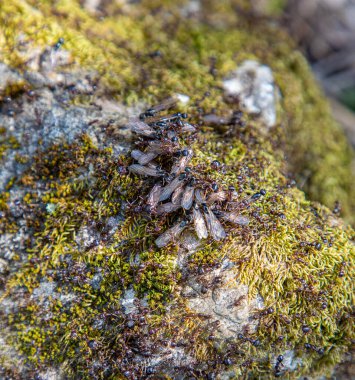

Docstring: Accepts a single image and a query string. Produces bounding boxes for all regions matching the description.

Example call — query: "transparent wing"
[159,177,183,201]
[219,211,250,226]
[207,190,227,204]
[147,184,162,208]
[155,221,186,248]
[204,207,226,241]
[181,186,195,210]
[171,184,185,204]
[128,164,162,177]
[156,202,181,215]
[194,188,206,204]
[193,206,208,239]
[127,120,155,137]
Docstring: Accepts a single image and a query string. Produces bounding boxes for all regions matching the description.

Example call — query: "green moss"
[1,116,352,379]
[0,1,354,379]
[1,0,352,222]
[0,133,20,160]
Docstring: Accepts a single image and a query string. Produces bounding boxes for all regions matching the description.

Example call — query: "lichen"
[0,1,354,379]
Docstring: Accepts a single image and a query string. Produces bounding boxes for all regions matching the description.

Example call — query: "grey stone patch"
[30,281,76,313]
[90,273,103,290]
[146,346,196,376]
[83,0,102,13]
[272,350,302,373]
[120,287,150,314]
[221,258,235,271]
[0,63,22,91]
[223,60,278,128]
[185,268,263,339]
[180,231,202,253]
[121,287,138,315]
[31,281,57,300]
[174,231,204,269]
[46,202,57,214]
[181,0,201,17]
[0,333,25,375]
[0,258,9,274]
[0,59,135,192]
[37,368,63,380]
[0,297,19,316]
[102,215,125,237]
[176,93,190,105]
[75,224,101,251]
[130,253,141,266]
[219,370,237,380]
[0,227,28,261]
[59,293,77,305]
[76,162,97,186]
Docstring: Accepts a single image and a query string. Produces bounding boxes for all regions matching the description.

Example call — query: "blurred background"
[252,5,355,374]
[252,0,355,147]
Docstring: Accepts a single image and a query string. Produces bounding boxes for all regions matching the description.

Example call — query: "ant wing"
[128,164,163,177]
[219,211,250,226]
[155,220,187,248]
[147,184,162,208]
[127,120,156,137]
[159,177,183,202]
[207,190,227,204]
[192,206,208,239]
[156,202,181,215]
[181,186,195,210]
[171,184,185,204]
[204,207,226,241]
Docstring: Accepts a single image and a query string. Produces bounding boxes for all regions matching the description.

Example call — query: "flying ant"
[127,106,269,248]
[139,97,177,119]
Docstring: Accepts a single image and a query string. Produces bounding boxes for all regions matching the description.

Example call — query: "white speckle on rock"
[75,224,100,250]
[272,350,302,372]
[59,293,77,305]
[46,203,57,214]
[38,368,63,380]
[180,232,201,253]
[223,60,278,128]
[90,273,103,290]
[181,0,201,17]
[147,345,195,372]
[176,93,190,104]
[186,269,263,339]
[121,287,138,315]
[31,281,56,300]
[0,63,22,92]
[0,258,9,274]
[83,0,102,13]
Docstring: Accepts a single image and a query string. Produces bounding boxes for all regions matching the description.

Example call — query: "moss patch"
[0,1,354,379]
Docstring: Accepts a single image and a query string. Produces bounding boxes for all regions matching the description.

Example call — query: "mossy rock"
[0,1,354,379]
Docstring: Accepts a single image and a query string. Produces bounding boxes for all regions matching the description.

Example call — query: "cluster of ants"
[127,98,266,248]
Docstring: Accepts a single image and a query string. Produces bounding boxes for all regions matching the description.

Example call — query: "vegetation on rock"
[0,1,354,379]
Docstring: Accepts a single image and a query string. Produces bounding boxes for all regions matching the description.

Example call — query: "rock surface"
[0,1,354,380]
[223,60,278,128]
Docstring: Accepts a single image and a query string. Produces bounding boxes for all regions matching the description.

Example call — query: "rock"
[186,269,263,339]
[120,288,138,315]
[0,1,353,379]
[75,225,101,251]
[0,63,22,91]
[0,258,9,274]
[223,60,278,128]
